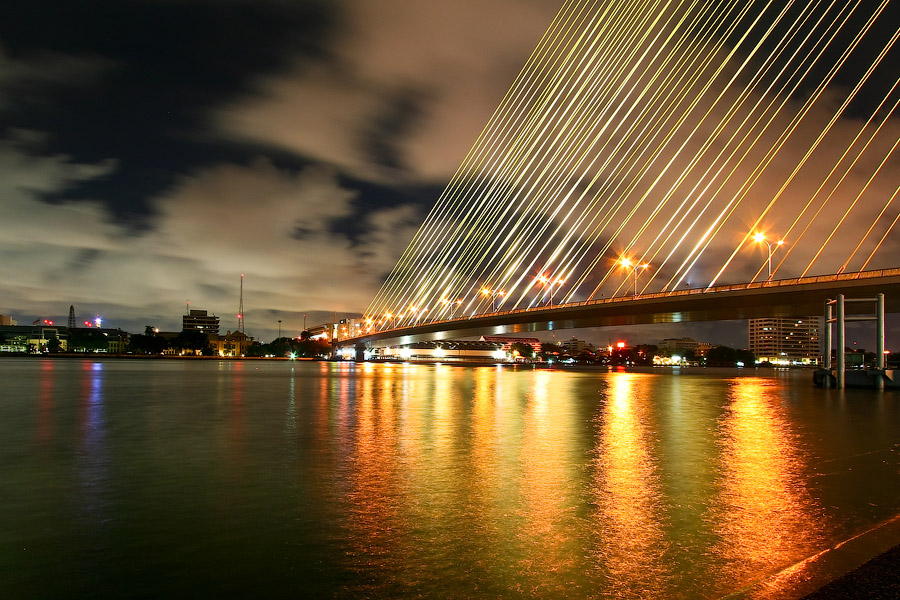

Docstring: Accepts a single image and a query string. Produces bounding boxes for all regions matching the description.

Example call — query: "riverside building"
[748,317,820,365]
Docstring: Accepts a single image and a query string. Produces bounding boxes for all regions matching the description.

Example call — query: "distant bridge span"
[343,269,900,348]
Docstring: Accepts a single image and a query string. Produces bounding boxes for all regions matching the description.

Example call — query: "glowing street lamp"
[620,258,649,296]
[537,274,565,307]
[451,299,463,319]
[753,232,785,280]
[481,288,505,312]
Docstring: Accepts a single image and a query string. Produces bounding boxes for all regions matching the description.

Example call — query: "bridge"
[338,2,900,381]
[343,269,900,347]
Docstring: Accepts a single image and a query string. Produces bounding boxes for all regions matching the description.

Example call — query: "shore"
[800,544,900,599]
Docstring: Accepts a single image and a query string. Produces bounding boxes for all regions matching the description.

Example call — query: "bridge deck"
[345,269,900,347]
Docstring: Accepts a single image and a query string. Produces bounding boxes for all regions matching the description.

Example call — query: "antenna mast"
[238,274,245,333]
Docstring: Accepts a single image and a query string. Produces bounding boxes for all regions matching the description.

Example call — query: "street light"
[753,232,785,280]
[537,274,565,307]
[481,288,505,312]
[621,258,649,296]
[451,299,462,319]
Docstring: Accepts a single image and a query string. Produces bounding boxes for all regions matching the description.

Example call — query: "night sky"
[2,1,899,347]
[1,0,559,340]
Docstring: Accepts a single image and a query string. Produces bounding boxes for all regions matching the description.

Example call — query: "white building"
[749,317,820,365]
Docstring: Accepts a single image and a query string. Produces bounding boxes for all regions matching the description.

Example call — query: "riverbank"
[800,544,900,599]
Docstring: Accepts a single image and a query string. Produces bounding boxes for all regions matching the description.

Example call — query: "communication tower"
[237,274,245,333]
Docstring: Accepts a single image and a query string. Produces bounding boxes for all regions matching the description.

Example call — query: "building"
[0,325,67,353]
[210,330,255,357]
[183,309,220,336]
[559,337,589,353]
[749,317,820,365]
[0,315,17,326]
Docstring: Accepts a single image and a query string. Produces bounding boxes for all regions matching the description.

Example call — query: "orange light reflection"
[710,378,827,595]
[591,372,671,596]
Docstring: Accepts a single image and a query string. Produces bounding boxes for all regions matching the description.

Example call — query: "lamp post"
[753,233,785,279]
[621,258,649,296]
[481,288,505,312]
[537,275,565,307]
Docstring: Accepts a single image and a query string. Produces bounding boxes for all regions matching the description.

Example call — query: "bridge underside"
[345,270,900,348]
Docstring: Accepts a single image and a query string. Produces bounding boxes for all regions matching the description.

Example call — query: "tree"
[68,329,108,353]
[540,342,562,361]
[47,336,63,353]
[633,344,658,366]
[129,328,170,354]
[174,329,210,355]
[706,346,755,367]
[510,342,535,360]
[577,349,597,364]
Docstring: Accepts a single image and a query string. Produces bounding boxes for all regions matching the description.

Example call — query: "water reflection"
[711,378,827,594]
[76,360,109,521]
[8,360,899,599]
[518,371,585,595]
[343,367,406,590]
[591,372,671,598]
[36,360,55,445]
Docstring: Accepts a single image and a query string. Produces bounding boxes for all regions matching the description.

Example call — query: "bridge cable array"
[365,0,900,331]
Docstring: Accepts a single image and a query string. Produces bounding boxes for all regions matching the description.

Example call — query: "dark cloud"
[1,0,337,221]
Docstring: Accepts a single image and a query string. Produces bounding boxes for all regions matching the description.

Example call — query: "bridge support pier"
[824,293,885,389]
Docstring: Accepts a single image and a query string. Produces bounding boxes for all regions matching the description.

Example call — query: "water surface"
[1,358,899,599]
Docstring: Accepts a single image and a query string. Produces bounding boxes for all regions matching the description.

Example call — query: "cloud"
[212,0,561,184]
[0,142,420,338]
[0,44,116,111]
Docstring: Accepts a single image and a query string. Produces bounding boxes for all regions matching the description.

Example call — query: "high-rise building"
[183,309,220,335]
[749,317,820,365]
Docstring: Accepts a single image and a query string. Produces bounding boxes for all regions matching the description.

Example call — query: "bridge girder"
[344,270,900,348]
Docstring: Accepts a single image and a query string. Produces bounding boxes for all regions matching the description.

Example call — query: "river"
[1,358,899,599]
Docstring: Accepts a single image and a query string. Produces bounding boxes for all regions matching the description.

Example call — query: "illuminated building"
[559,337,590,352]
[748,318,820,365]
[182,309,220,335]
[210,329,254,357]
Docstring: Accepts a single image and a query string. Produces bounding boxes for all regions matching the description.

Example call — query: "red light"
[616,341,626,349]
[84,321,92,327]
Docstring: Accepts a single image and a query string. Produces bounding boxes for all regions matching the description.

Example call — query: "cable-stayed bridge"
[348,1,900,347]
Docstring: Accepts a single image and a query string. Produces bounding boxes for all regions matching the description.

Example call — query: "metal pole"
[837,294,845,389]
[824,301,831,371]
[877,293,885,390]
[766,242,772,279]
